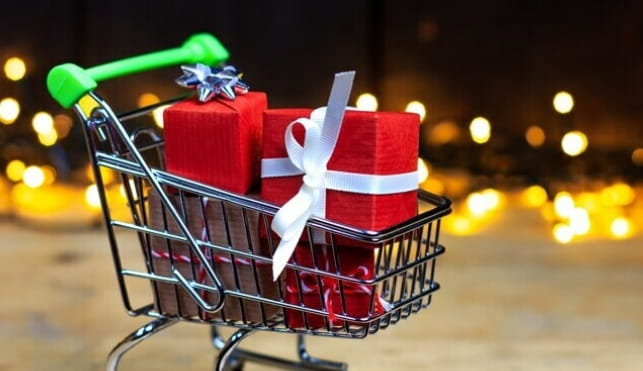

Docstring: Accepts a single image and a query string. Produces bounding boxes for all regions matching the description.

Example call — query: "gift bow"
[262,71,419,280]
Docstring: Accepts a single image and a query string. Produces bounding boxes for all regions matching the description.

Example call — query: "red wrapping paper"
[261,108,419,233]
[164,92,267,194]
[284,244,377,329]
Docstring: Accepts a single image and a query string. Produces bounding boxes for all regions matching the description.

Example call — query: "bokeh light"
[561,131,588,156]
[554,191,575,218]
[469,116,491,144]
[355,93,378,111]
[569,207,590,235]
[610,217,632,239]
[137,92,160,108]
[417,158,429,183]
[85,184,102,209]
[23,166,45,188]
[152,104,170,128]
[405,100,426,122]
[553,91,574,114]
[0,97,20,124]
[32,111,55,134]
[600,182,635,207]
[41,166,57,186]
[4,57,26,81]
[521,185,548,208]
[553,223,574,244]
[6,159,26,182]
[38,130,58,146]
[631,148,643,166]
[525,125,545,147]
[53,114,74,139]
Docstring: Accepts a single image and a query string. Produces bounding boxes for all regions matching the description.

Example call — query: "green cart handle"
[47,33,229,108]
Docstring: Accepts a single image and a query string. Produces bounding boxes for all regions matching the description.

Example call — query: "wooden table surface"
[1,206,642,370]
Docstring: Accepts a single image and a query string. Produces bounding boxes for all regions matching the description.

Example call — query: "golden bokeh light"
[405,100,427,122]
[632,148,643,166]
[417,158,429,183]
[521,185,548,208]
[525,125,545,147]
[561,130,588,156]
[600,182,635,207]
[429,120,460,144]
[444,214,476,235]
[137,92,160,108]
[553,223,574,244]
[469,116,491,144]
[553,91,574,114]
[42,165,57,186]
[421,177,445,195]
[0,97,20,124]
[569,207,590,235]
[86,164,116,185]
[553,191,575,218]
[53,114,74,139]
[152,104,170,128]
[32,111,55,134]
[23,166,45,188]
[6,159,26,182]
[355,93,378,111]
[610,217,632,239]
[85,184,102,209]
[4,57,26,81]
[38,130,58,146]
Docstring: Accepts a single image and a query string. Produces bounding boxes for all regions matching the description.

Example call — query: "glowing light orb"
[469,116,491,144]
[561,131,588,156]
[0,97,20,124]
[610,217,632,239]
[32,111,55,134]
[405,101,426,122]
[417,158,429,183]
[553,223,574,244]
[632,148,643,166]
[569,207,590,235]
[137,92,160,107]
[4,57,26,81]
[153,104,170,128]
[23,166,45,188]
[521,185,548,208]
[553,191,574,218]
[355,93,378,111]
[525,125,545,147]
[38,130,58,146]
[85,184,102,209]
[6,159,26,182]
[553,91,574,114]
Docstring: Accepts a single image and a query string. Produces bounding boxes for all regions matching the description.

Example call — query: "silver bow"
[175,64,249,102]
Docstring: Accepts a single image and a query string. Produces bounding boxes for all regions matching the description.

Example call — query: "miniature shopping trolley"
[47,33,451,371]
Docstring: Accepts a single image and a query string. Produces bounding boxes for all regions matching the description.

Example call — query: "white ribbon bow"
[264,71,418,280]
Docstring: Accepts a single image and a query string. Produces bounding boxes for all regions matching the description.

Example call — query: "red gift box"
[261,108,419,232]
[284,244,384,329]
[164,92,267,194]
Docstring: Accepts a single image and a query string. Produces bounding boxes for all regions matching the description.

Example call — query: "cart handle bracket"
[47,33,229,108]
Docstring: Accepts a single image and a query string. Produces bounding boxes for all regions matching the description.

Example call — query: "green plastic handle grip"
[47,33,230,108]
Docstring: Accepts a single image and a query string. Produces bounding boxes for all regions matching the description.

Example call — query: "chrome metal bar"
[105,317,177,371]
[215,329,254,371]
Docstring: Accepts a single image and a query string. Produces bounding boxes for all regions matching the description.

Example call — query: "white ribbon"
[264,71,418,280]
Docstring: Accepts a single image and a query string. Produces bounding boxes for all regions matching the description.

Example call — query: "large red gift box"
[261,108,419,232]
[284,244,381,329]
[163,92,267,194]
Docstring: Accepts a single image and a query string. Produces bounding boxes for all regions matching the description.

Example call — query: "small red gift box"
[163,92,267,194]
[284,244,384,329]
[261,108,419,232]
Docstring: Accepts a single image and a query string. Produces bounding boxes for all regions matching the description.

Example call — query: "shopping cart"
[47,33,452,371]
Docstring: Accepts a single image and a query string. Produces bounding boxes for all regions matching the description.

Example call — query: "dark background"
[1,0,642,182]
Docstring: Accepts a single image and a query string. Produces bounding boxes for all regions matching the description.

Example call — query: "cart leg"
[297,335,348,371]
[215,329,254,371]
[106,317,178,371]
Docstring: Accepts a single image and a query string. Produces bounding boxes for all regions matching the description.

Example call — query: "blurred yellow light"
[0,97,20,124]
[23,166,45,188]
[429,120,460,144]
[553,191,574,218]
[481,188,501,210]
[417,158,429,183]
[152,104,170,128]
[86,164,116,185]
[610,217,632,239]
[632,148,643,166]
[561,131,588,156]
[355,93,378,111]
[53,114,73,139]
[525,125,545,147]
[553,91,574,114]
[577,192,600,212]
[601,182,635,207]
[4,57,26,81]
[85,184,102,209]
[137,92,160,108]
[38,130,58,146]
[32,111,55,134]
[466,192,488,216]
[421,177,445,195]
[469,116,491,144]
[444,214,476,235]
[42,165,57,186]
[119,179,140,200]
[553,223,574,244]
[405,101,426,122]
[521,185,548,208]
[6,159,26,182]
[569,207,590,235]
